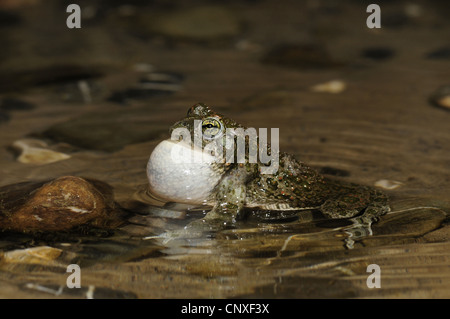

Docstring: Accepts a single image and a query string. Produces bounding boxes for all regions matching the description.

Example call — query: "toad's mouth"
[146,139,223,205]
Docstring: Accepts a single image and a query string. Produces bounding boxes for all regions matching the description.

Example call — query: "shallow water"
[0,0,449,298]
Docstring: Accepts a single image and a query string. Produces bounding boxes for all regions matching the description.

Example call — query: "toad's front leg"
[160,167,248,241]
[186,166,248,231]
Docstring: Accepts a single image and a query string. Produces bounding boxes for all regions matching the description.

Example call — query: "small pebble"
[310,80,346,94]
[374,179,403,190]
[1,246,62,265]
[429,85,450,110]
[11,138,71,164]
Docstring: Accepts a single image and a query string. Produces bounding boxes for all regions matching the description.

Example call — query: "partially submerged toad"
[147,103,390,244]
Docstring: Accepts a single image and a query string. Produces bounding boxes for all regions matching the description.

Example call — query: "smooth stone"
[310,80,346,94]
[11,138,71,165]
[430,85,450,111]
[371,207,446,237]
[148,6,240,41]
[374,179,403,190]
[0,176,123,233]
[261,44,343,70]
[1,246,62,265]
[40,108,168,152]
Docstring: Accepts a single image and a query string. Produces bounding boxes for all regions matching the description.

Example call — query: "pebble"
[1,246,62,265]
[0,176,122,233]
[429,85,450,111]
[11,138,71,165]
[374,179,403,190]
[310,80,346,94]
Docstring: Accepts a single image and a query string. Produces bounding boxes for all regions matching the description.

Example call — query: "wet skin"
[148,103,390,243]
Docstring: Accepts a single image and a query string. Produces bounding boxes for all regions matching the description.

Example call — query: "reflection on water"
[2,187,448,298]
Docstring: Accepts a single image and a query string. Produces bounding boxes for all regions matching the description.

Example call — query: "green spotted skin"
[167,103,390,239]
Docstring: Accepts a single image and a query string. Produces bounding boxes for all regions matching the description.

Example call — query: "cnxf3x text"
[226,303,269,314]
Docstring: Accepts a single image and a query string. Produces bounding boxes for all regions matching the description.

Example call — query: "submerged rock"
[11,138,71,164]
[429,85,450,111]
[0,176,124,233]
[374,179,403,190]
[310,80,347,94]
[1,246,62,265]
[40,108,168,152]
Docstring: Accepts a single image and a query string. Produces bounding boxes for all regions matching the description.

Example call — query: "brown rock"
[0,176,124,233]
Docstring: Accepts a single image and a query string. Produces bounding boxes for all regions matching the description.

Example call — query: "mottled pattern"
[160,103,390,238]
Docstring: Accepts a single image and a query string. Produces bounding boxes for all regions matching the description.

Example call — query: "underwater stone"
[310,80,346,94]
[374,179,403,190]
[41,108,168,152]
[0,176,121,233]
[12,138,71,165]
[1,246,62,265]
[429,85,450,111]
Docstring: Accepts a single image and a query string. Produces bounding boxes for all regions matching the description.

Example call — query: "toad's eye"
[202,117,223,140]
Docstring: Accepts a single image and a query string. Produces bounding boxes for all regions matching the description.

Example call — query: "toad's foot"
[320,187,390,249]
[343,194,390,249]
